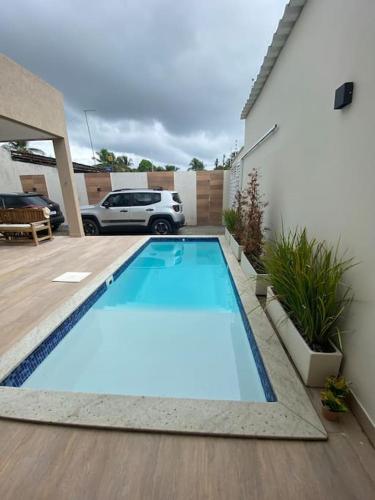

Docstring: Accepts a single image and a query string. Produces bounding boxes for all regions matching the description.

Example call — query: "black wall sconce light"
[97,187,102,192]
[334,82,354,109]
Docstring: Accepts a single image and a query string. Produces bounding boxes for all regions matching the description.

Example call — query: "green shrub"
[223,208,238,234]
[262,228,354,351]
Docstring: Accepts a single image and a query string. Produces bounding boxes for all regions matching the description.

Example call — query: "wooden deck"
[0,235,142,356]
[0,235,374,499]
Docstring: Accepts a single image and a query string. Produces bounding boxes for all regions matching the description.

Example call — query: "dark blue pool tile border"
[0,238,152,388]
[1,282,107,387]
[1,237,276,402]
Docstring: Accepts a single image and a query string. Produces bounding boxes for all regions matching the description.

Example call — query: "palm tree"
[3,140,45,155]
[188,158,205,171]
[115,155,133,172]
[96,148,115,166]
[96,149,135,172]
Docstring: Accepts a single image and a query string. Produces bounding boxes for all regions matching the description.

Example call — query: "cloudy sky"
[0,0,285,169]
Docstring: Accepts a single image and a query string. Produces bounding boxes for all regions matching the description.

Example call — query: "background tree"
[188,158,205,171]
[165,165,178,171]
[96,148,116,168]
[137,159,154,172]
[96,149,135,172]
[3,140,45,155]
[115,155,133,172]
[214,151,236,170]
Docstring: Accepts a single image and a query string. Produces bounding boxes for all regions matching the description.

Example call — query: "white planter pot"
[224,227,231,243]
[229,233,243,260]
[266,287,343,387]
[240,251,268,296]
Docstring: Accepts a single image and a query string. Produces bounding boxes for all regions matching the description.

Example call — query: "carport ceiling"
[0,116,57,142]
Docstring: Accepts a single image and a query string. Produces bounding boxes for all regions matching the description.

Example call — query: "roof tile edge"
[240,0,307,119]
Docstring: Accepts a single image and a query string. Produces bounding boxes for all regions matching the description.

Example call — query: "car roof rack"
[111,187,164,192]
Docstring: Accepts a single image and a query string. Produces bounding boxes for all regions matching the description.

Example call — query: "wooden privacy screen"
[20,175,49,196]
[147,171,174,191]
[84,173,112,204]
[196,172,210,225]
[196,171,224,225]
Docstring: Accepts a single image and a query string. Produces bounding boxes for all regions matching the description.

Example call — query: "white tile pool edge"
[0,236,326,439]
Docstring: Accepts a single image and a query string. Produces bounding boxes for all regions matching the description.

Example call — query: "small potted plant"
[321,376,350,421]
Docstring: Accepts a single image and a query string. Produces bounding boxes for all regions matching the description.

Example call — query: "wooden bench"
[0,208,53,246]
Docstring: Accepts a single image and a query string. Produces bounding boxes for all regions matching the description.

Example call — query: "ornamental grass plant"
[223,208,238,234]
[262,228,354,352]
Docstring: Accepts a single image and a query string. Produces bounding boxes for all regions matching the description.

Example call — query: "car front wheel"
[150,218,173,235]
[83,218,100,236]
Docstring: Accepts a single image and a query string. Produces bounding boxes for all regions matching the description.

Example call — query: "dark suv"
[0,192,65,230]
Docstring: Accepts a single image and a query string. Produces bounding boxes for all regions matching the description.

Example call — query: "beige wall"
[240,0,375,423]
[0,54,84,236]
[0,54,66,139]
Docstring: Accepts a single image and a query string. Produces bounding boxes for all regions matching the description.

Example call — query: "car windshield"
[20,196,49,207]
[40,195,54,204]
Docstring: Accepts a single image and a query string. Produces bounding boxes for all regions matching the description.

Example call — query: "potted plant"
[239,169,269,295]
[321,376,350,421]
[223,208,238,243]
[224,190,244,260]
[264,228,354,386]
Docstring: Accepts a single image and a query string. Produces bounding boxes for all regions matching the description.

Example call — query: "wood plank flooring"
[0,235,141,355]
[0,414,373,500]
[0,235,374,499]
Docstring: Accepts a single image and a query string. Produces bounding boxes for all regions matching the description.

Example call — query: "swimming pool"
[2,238,275,402]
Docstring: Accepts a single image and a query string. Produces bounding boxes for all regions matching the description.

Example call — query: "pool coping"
[0,236,327,440]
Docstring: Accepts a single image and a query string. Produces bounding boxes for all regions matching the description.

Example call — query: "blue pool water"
[18,239,273,401]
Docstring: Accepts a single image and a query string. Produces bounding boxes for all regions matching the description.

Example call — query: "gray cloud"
[0,0,285,167]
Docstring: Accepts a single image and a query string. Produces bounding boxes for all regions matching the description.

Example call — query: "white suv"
[80,188,185,235]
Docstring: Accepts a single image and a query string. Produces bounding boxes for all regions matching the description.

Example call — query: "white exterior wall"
[74,173,89,206]
[241,0,375,423]
[174,171,197,225]
[222,170,231,211]
[110,172,148,190]
[0,148,66,213]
